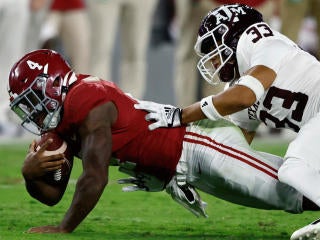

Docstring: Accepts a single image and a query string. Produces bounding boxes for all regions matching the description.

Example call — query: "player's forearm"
[24,179,63,206]
[59,174,108,232]
[61,113,112,232]
[182,87,256,124]
[181,102,207,124]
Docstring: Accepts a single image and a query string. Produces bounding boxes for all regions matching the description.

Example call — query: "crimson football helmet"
[8,49,77,135]
[194,4,263,85]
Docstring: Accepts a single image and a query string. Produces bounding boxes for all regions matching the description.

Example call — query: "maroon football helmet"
[8,49,77,135]
[194,4,263,85]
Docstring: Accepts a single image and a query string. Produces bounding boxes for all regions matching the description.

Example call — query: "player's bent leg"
[281,117,320,207]
[184,120,304,212]
[291,218,320,240]
[278,157,320,207]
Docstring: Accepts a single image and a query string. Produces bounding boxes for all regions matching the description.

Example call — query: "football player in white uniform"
[135,4,320,240]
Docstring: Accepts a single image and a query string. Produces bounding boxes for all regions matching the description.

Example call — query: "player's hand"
[22,139,65,180]
[27,225,68,233]
[134,100,182,130]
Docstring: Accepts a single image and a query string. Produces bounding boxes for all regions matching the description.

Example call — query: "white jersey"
[230,22,320,132]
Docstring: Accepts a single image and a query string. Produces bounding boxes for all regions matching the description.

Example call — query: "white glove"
[134,100,182,130]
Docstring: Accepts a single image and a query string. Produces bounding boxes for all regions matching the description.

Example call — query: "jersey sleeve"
[250,38,294,73]
[237,23,296,74]
[63,81,110,126]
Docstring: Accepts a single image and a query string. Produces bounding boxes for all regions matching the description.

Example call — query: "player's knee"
[278,163,290,185]
[277,157,300,185]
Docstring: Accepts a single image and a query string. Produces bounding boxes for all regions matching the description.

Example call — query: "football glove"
[134,100,182,130]
[117,161,166,192]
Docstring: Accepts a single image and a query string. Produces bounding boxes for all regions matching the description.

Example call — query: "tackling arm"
[135,66,275,130]
[181,84,257,124]
[134,84,258,130]
[182,65,275,124]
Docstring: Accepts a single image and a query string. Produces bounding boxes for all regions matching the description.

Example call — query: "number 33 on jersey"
[232,21,320,133]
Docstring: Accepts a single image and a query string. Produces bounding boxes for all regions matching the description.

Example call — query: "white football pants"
[279,111,320,207]
[179,119,303,213]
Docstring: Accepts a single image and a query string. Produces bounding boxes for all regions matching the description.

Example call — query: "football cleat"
[291,218,320,240]
[165,177,208,218]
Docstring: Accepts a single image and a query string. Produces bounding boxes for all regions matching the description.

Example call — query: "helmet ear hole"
[35,76,46,90]
[53,76,61,87]
[223,49,232,56]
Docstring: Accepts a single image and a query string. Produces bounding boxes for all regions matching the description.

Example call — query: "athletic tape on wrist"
[235,75,265,100]
[200,96,222,121]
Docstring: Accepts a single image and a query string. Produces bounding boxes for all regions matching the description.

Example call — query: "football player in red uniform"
[8,49,319,234]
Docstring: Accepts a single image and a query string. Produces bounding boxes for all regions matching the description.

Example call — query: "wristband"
[200,96,223,121]
[235,75,265,100]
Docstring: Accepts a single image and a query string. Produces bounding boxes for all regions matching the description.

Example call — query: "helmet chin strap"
[61,71,77,102]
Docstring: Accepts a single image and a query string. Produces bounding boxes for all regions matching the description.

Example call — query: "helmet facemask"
[9,74,62,135]
[195,24,237,85]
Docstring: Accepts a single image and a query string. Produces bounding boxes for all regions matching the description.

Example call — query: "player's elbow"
[35,193,63,206]
[238,102,253,111]
[237,93,256,108]
[44,198,61,207]
[26,182,65,206]
[223,98,254,115]
[233,85,258,108]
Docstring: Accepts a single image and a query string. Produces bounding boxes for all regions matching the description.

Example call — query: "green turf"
[0,140,318,240]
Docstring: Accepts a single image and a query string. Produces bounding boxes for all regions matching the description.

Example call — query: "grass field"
[0,138,318,240]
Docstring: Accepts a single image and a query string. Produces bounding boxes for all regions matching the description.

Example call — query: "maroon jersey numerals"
[259,86,308,132]
[245,23,273,43]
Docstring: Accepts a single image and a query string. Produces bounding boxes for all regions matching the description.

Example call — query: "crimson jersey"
[56,75,186,180]
[51,0,85,11]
